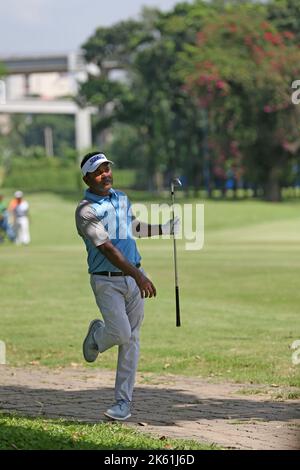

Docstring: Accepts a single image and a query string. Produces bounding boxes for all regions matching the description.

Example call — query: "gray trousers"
[90,272,144,403]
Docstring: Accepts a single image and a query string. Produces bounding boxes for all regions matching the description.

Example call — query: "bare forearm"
[98,240,156,298]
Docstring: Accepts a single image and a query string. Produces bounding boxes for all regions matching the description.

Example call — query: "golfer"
[75,151,179,421]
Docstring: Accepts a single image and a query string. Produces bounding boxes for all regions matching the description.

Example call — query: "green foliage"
[82,18,152,67]
[0,59,6,79]
[0,114,76,160]
[80,76,128,109]
[180,4,300,200]
[80,2,217,192]
[2,157,80,193]
[78,0,300,199]
[103,124,141,169]
[24,114,76,157]
[1,157,136,193]
[267,0,300,41]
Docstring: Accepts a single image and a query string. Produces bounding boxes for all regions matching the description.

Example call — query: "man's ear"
[83,175,88,185]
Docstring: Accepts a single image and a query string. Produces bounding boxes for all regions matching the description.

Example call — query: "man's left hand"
[161,216,180,235]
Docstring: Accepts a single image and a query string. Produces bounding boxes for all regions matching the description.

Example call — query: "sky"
[0,0,188,56]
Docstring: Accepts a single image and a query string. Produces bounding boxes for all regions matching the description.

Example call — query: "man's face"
[84,162,113,194]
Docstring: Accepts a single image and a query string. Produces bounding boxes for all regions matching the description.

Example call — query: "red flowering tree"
[180,8,300,201]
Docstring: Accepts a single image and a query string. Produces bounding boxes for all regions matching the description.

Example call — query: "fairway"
[0,413,213,450]
[1,192,300,387]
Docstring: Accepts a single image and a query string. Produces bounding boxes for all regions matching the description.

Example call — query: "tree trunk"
[264,167,282,202]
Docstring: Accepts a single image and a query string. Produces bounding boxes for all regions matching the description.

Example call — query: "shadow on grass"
[0,418,112,450]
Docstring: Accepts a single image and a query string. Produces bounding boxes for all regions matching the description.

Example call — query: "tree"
[0,113,76,160]
[79,0,300,199]
[0,62,5,77]
[103,123,140,169]
[79,2,215,193]
[24,114,75,157]
[179,4,300,201]
[267,0,300,42]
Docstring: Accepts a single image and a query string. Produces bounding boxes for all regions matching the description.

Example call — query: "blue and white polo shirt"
[75,188,141,273]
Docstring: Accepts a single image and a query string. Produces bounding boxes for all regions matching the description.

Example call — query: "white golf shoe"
[104,400,132,421]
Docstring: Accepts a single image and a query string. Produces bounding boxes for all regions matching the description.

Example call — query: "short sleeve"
[75,201,109,247]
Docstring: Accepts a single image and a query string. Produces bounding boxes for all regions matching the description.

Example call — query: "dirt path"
[0,365,299,450]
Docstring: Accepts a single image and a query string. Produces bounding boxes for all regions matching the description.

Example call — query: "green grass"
[0,413,214,450]
[0,192,300,387]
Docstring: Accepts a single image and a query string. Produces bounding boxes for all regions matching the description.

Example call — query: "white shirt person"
[11,191,31,245]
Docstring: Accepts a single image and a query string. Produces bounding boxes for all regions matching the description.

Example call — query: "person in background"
[9,191,31,245]
[0,194,15,243]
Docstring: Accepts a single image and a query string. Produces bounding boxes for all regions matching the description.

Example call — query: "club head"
[171,177,182,188]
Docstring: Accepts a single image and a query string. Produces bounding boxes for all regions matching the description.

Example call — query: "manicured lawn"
[0,192,300,386]
[0,413,214,450]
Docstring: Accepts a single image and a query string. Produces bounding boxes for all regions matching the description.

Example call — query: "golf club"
[171,177,182,327]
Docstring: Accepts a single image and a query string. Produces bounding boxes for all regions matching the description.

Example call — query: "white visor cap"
[14,191,24,198]
[81,153,114,176]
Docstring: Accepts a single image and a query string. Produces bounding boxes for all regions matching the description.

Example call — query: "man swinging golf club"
[75,151,180,421]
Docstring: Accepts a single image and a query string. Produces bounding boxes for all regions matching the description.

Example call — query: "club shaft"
[175,286,181,327]
[171,183,181,327]
[172,206,179,286]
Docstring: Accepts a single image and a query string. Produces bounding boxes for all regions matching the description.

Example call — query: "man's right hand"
[135,272,157,298]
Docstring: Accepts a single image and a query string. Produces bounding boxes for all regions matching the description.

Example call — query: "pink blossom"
[216,80,226,89]
[263,105,272,113]
[283,31,295,40]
